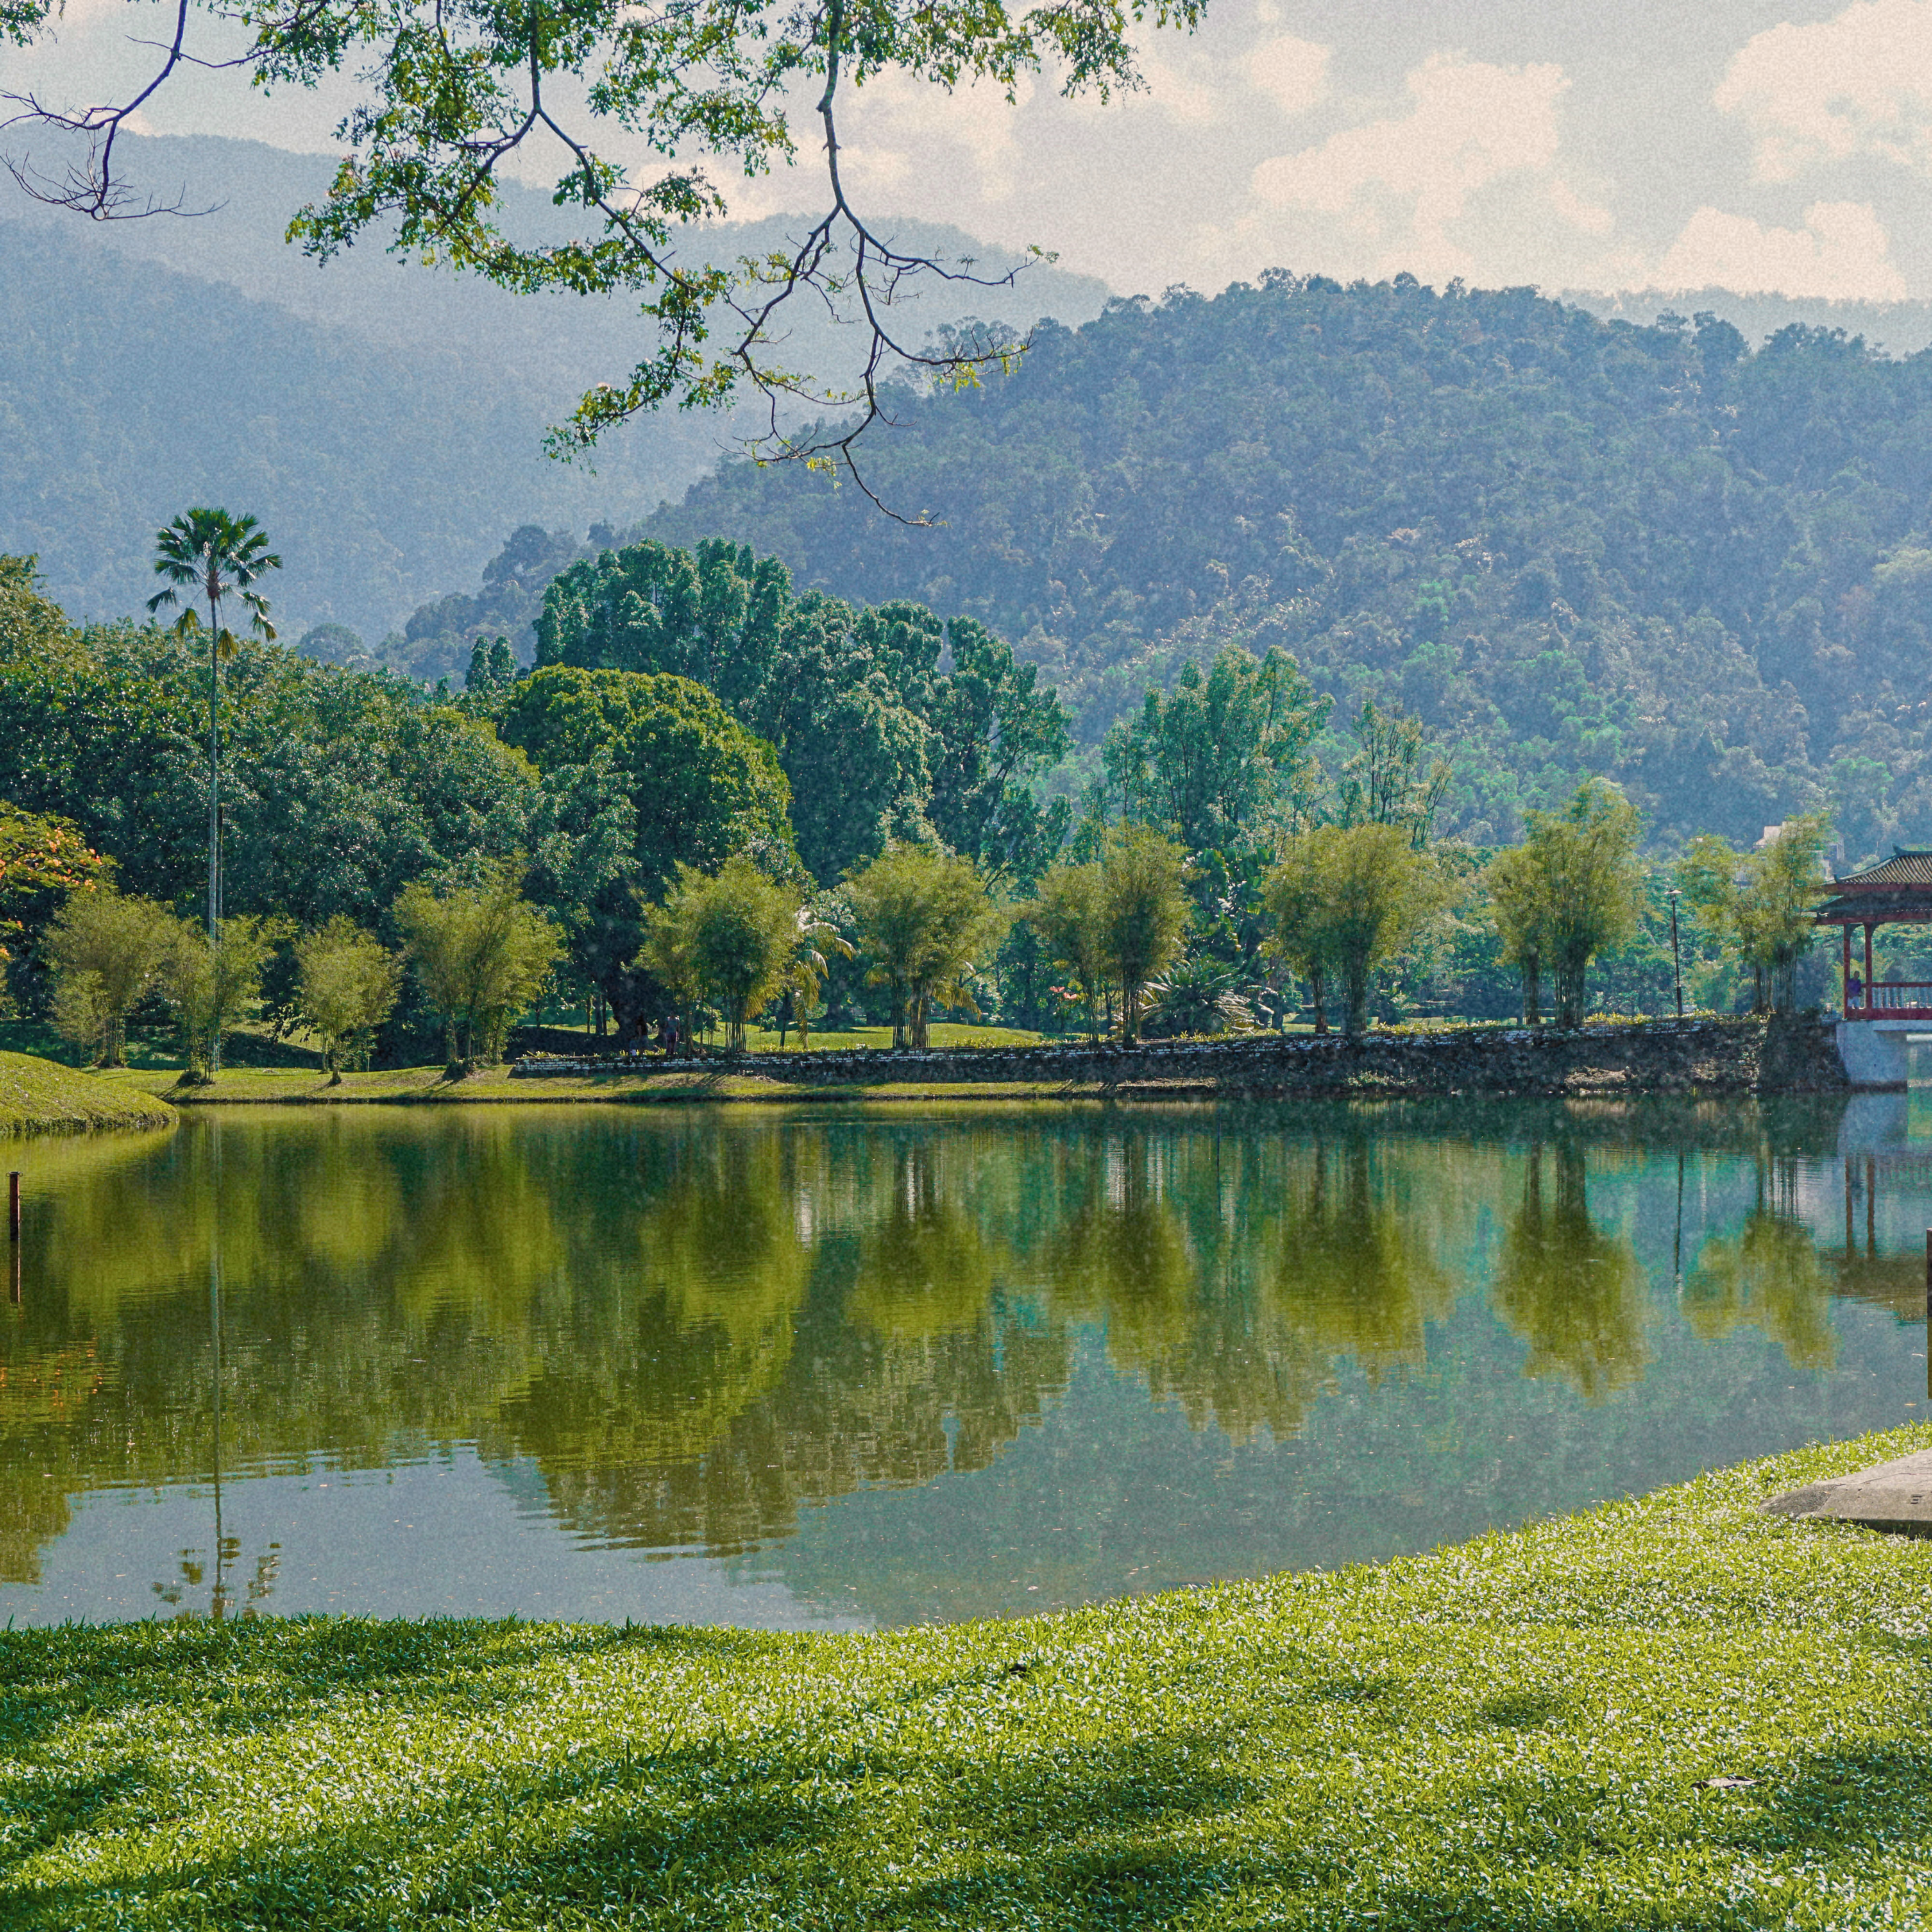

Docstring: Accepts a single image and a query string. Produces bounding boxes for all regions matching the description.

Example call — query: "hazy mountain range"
[0,134,1109,642]
[13,132,1932,857]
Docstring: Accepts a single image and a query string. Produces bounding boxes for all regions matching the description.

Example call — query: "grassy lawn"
[526,1018,1053,1053]
[5,1428,1932,1928]
[0,1051,177,1134]
[1,1023,1061,1111]
[109,1061,1103,1109]
[95,1026,1092,1108]
[737,1022,1047,1052]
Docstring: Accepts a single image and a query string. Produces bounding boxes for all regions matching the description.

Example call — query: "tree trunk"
[1554,964,1585,1030]
[1522,954,1542,1027]
[1772,957,1796,1014]
[1344,962,1368,1037]
[1308,964,1328,1035]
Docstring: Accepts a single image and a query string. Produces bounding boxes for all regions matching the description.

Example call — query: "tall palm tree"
[148,510,280,1073]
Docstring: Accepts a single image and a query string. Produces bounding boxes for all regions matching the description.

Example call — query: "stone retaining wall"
[510,1014,1850,1097]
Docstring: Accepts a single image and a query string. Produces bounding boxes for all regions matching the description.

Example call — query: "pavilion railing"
[1845,982,1932,1016]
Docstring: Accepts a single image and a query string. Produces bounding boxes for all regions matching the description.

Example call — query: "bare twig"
[1,0,203,216]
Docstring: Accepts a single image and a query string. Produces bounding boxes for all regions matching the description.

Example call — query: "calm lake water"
[2,1096,1926,1629]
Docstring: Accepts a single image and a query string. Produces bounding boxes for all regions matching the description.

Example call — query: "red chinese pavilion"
[1814,849,1932,1022]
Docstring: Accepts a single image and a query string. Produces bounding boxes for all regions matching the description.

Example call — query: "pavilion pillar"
[1843,925,1852,1015]
[1865,925,1876,1011]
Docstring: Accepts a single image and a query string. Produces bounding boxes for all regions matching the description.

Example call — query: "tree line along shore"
[2,534,1841,1098]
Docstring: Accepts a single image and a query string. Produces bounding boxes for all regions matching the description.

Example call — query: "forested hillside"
[0,134,1108,649]
[0,220,630,641]
[1568,287,1932,355]
[642,275,1932,859]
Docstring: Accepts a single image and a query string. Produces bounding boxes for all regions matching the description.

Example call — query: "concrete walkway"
[1763,1449,1932,1534]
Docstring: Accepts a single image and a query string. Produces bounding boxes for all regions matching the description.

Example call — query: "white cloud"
[836,71,1036,203]
[1656,200,1907,299]
[1254,55,1567,219]
[1249,55,1586,277]
[1717,0,1932,180]
[1243,36,1330,118]
[831,21,1329,221]
[1548,177,1614,237]
[1059,27,1329,130]
[1130,46,1227,128]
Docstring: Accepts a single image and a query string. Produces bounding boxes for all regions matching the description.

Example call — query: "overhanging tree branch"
[1,0,205,215]
[2,0,1207,501]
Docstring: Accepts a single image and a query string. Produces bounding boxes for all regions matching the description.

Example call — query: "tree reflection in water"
[1492,1139,1650,1401]
[0,1101,1899,1600]
[1684,1151,1837,1371]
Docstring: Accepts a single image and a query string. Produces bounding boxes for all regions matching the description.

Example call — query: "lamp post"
[1668,890,1684,1019]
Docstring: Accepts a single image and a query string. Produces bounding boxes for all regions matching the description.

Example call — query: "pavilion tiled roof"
[1832,849,1932,888]
[1815,848,1932,924]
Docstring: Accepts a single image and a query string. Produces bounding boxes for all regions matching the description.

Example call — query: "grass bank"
[6,1429,1932,1928]
[117,1062,1113,1109]
[107,1014,1839,1110]
[0,1051,177,1134]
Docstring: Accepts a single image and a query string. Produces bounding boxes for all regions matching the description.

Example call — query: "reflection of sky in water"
[0,1098,1926,1627]
[1,1453,855,1629]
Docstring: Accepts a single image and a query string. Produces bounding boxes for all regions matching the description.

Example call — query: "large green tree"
[747,596,937,885]
[1105,647,1329,859]
[1100,646,1329,985]
[499,665,794,1028]
[1,566,537,933]
[501,665,793,893]
[1333,700,1453,847]
[1488,782,1645,1029]
[536,539,1068,885]
[925,617,1072,884]
[844,844,1007,1049]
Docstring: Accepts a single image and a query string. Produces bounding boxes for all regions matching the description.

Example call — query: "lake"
[1,1095,1924,1629]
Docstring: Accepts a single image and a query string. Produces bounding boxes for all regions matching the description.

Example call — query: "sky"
[12,0,1932,301]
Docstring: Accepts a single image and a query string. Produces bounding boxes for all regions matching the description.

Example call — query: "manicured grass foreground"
[7,1431,1932,1930]
[0,1051,177,1135]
